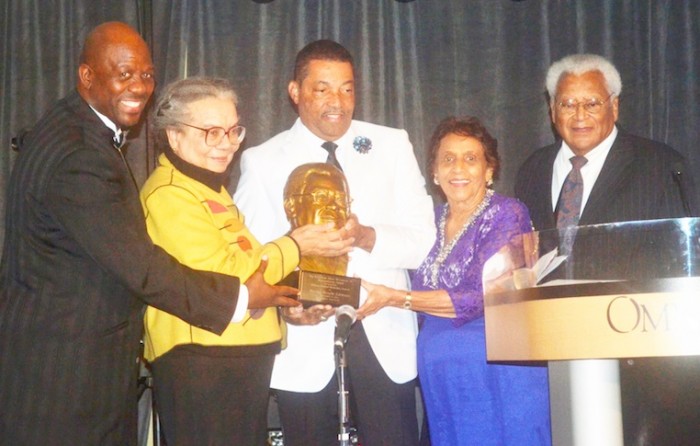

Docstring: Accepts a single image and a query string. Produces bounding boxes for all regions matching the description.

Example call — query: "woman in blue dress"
[360,116,551,445]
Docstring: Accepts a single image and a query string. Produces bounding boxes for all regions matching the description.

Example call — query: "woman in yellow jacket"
[140,77,345,445]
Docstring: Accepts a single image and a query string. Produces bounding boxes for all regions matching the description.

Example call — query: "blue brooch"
[353,136,372,154]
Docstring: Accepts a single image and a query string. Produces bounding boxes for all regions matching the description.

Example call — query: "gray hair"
[545,54,622,102]
[153,77,238,132]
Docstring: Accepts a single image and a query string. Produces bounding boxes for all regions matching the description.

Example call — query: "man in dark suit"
[0,22,297,445]
[515,53,700,445]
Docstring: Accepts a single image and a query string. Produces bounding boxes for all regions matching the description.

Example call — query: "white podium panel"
[482,218,700,446]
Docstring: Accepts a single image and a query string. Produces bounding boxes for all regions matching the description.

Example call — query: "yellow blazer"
[140,154,299,361]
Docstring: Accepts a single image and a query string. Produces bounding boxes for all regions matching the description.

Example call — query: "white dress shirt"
[551,126,619,214]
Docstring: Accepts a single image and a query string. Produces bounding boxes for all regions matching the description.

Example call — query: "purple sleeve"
[449,199,531,326]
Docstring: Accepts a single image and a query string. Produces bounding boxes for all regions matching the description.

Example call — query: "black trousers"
[276,322,419,446]
[151,346,275,446]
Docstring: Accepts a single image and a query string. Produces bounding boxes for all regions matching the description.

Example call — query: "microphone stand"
[335,343,352,446]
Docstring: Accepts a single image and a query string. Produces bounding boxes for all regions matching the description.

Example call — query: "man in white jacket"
[235,39,435,446]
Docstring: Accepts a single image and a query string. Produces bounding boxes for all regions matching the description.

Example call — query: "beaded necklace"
[429,189,494,288]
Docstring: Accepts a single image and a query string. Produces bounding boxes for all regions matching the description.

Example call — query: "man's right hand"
[281,304,335,325]
[289,222,354,257]
[246,258,300,309]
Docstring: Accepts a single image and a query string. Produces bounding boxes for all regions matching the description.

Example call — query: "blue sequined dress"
[413,193,551,445]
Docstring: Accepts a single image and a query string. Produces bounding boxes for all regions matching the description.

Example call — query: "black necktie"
[322,141,343,171]
[111,130,138,190]
[556,156,588,228]
[112,131,125,149]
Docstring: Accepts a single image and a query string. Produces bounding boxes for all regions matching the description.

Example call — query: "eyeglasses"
[176,122,246,147]
[294,190,350,208]
[555,94,614,115]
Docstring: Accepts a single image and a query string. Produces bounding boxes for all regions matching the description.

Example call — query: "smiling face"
[78,24,155,128]
[166,96,240,173]
[551,70,619,156]
[288,59,355,141]
[433,133,494,209]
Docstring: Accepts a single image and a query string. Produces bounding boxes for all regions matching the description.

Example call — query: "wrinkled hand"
[246,258,300,309]
[344,214,376,252]
[357,280,397,320]
[281,304,335,325]
[290,223,354,257]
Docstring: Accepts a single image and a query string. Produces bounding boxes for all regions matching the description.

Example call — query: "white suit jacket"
[235,118,435,391]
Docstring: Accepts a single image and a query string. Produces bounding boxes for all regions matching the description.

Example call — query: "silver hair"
[153,77,238,132]
[545,54,622,102]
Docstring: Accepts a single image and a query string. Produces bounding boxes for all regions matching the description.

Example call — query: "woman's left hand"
[357,280,398,320]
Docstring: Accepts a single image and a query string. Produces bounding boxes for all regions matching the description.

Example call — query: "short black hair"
[293,39,354,83]
[427,116,501,181]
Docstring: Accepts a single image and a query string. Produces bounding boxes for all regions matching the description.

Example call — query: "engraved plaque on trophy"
[298,271,360,308]
[281,162,360,308]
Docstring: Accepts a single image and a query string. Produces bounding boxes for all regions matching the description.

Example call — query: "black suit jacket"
[516,131,696,280]
[0,91,239,445]
[515,130,695,231]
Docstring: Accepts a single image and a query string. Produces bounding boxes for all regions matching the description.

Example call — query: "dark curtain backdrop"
[2,0,699,250]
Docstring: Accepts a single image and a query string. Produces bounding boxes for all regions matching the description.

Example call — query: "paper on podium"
[531,248,622,287]
[533,248,567,284]
[483,248,567,290]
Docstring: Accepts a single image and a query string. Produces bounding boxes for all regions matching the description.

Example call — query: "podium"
[482,218,700,445]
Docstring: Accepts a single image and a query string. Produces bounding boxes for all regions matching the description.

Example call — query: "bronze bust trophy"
[283,163,359,307]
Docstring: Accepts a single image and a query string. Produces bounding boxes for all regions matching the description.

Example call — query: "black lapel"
[579,132,635,225]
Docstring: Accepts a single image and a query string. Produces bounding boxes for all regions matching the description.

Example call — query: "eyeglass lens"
[557,97,610,115]
[205,126,246,146]
[308,190,347,206]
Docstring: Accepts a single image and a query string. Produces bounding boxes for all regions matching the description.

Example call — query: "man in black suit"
[0,22,297,445]
[516,54,693,230]
[516,54,699,445]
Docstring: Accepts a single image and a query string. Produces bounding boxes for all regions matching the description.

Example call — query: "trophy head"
[284,163,351,230]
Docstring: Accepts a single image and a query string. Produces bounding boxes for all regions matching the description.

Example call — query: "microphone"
[672,162,693,218]
[334,305,357,350]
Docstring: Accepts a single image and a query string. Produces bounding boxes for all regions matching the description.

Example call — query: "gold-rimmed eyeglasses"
[176,122,246,147]
[555,94,614,116]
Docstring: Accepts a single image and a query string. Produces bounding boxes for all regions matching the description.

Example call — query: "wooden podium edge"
[485,285,700,361]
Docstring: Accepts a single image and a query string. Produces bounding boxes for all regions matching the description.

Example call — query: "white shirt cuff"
[230,284,249,323]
